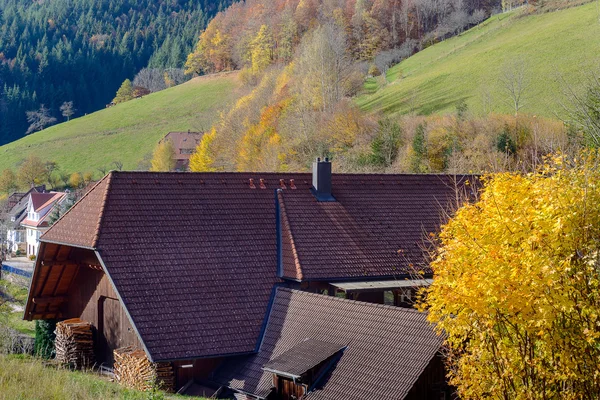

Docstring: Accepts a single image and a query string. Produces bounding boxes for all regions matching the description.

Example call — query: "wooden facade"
[66,265,142,365]
[24,242,143,367]
[405,353,450,400]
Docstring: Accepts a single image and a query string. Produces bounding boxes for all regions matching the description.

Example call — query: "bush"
[28,255,36,261]
[15,250,21,256]
[34,320,56,359]
[368,64,381,77]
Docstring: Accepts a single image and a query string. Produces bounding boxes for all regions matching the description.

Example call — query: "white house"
[21,192,66,257]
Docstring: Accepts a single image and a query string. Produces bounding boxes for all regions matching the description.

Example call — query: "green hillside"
[357,2,600,118]
[0,72,240,175]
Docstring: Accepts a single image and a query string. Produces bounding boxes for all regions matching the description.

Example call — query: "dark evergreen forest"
[0,0,230,145]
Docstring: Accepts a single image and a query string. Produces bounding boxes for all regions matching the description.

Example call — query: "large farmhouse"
[24,160,474,399]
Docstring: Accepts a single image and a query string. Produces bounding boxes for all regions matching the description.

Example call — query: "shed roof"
[214,288,443,400]
[330,279,433,292]
[262,338,345,379]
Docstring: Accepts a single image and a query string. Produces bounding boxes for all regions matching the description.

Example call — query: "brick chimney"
[311,158,336,202]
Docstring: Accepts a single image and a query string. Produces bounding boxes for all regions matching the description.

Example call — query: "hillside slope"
[0,72,241,175]
[357,3,600,118]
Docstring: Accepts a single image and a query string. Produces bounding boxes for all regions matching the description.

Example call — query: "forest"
[185,0,586,174]
[0,0,231,145]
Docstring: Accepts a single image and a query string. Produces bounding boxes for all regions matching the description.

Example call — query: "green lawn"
[357,2,600,118]
[0,354,191,400]
[0,279,35,336]
[0,72,240,176]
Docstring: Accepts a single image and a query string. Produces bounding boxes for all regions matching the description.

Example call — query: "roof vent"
[311,158,335,202]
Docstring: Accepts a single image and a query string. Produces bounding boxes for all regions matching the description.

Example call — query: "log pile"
[113,346,174,392]
[54,318,95,369]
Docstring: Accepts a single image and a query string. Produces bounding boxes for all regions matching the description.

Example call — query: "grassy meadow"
[357,2,600,118]
[0,72,241,176]
[0,354,183,400]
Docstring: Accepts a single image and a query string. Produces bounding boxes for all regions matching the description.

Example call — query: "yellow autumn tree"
[237,99,290,171]
[422,151,600,399]
[150,140,176,172]
[250,25,274,74]
[189,128,218,172]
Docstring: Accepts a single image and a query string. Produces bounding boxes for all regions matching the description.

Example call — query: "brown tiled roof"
[42,176,111,248]
[21,192,66,228]
[262,338,345,379]
[214,288,443,400]
[39,171,472,361]
[162,131,203,161]
[30,192,64,212]
[42,172,312,361]
[278,174,474,281]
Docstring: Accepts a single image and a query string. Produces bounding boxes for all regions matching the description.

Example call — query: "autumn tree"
[59,101,76,121]
[371,118,403,167]
[185,19,233,74]
[0,169,17,194]
[150,140,176,172]
[17,155,47,187]
[499,58,530,116]
[190,128,218,172]
[562,69,600,147]
[25,105,57,134]
[410,123,428,172]
[295,24,353,112]
[69,172,83,189]
[112,79,134,104]
[250,25,275,74]
[423,151,600,399]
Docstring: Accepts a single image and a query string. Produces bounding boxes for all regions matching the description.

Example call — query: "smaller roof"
[22,192,66,228]
[331,279,433,292]
[262,338,345,379]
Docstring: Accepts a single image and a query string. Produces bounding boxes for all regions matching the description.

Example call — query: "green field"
[0,354,202,400]
[357,2,600,118]
[0,72,240,176]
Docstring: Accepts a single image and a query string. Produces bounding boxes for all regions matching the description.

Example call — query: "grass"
[0,279,34,336]
[357,2,600,118]
[0,72,241,176]
[0,354,176,400]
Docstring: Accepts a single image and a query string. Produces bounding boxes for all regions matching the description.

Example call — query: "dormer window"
[262,339,345,400]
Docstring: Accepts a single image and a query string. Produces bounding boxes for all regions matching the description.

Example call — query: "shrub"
[28,255,36,261]
[34,320,56,359]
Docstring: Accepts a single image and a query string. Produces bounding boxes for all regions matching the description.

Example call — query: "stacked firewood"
[54,318,95,369]
[113,346,174,392]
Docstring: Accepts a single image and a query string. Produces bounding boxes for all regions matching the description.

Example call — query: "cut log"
[113,346,174,392]
[54,318,95,370]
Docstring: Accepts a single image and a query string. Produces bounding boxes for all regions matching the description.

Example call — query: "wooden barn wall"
[172,357,223,389]
[405,353,449,400]
[65,266,142,365]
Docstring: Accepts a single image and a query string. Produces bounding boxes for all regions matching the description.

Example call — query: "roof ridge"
[279,287,426,315]
[41,173,112,244]
[92,172,113,248]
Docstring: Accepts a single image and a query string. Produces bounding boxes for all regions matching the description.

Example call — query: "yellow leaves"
[424,150,600,399]
[189,128,218,172]
[149,139,176,172]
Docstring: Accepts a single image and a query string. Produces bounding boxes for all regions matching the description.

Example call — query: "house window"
[180,148,194,155]
[384,291,394,305]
